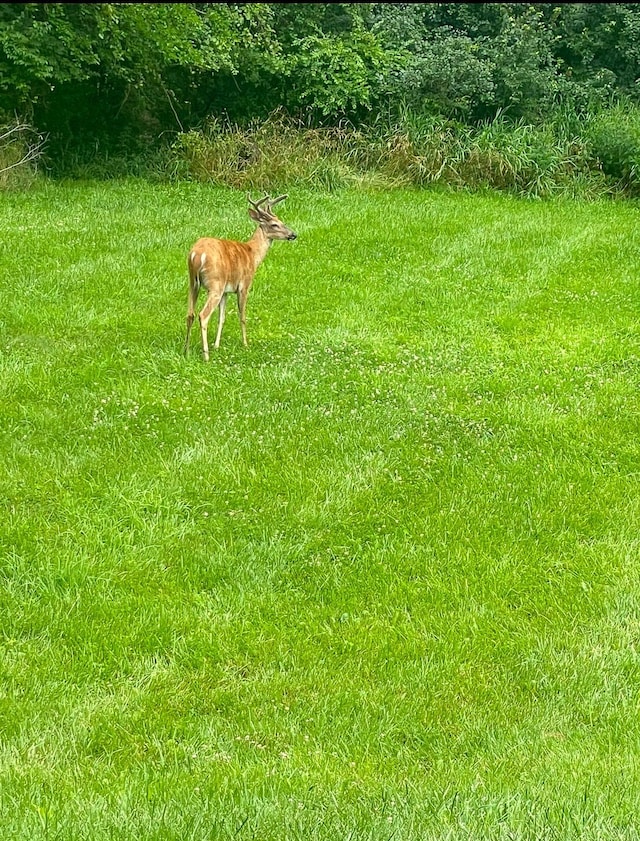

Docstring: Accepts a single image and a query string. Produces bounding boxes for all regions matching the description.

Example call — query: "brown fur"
[184,195,296,360]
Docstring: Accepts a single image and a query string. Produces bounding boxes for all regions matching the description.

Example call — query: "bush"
[456,115,595,197]
[585,103,640,191]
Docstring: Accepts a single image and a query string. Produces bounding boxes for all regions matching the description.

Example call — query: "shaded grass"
[1,181,640,838]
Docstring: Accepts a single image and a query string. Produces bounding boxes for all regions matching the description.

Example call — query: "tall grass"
[8,101,640,200]
[2,181,640,839]
[583,101,640,187]
[167,106,639,199]
[169,111,361,192]
[12,102,640,200]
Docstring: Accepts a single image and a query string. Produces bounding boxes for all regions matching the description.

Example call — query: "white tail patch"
[200,253,207,268]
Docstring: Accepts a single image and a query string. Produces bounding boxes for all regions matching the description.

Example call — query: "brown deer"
[184,193,297,360]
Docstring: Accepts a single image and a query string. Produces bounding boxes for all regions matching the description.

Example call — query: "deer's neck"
[247,226,271,270]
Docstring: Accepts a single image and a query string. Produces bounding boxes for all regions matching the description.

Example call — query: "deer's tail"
[188,251,202,291]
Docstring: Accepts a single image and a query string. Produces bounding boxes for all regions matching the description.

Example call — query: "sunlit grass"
[1,180,640,839]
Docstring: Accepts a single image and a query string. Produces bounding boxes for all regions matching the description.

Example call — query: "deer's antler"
[267,194,288,212]
[247,192,270,212]
[247,193,288,216]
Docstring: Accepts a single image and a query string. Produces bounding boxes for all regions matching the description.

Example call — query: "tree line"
[1,3,639,178]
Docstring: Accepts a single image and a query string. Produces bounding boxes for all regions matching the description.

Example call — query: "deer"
[184,193,297,360]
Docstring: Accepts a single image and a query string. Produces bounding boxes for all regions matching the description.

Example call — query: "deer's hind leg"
[199,289,224,362]
[184,252,201,356]
[184,276,200,356]
[213,293,228,350]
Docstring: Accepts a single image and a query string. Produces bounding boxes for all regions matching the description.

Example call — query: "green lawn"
[2,180,640,839]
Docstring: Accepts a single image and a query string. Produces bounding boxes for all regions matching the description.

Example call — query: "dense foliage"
[1,2,640,191]
[0,5,639,141]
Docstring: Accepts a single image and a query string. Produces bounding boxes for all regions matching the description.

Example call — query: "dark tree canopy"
[0,3,639,159]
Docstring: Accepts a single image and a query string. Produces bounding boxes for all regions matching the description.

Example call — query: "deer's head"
[247,193,297,241]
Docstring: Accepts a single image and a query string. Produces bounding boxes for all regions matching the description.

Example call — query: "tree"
[0,3,272,156]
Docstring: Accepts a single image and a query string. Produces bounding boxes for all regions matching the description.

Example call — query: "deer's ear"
[248,208,260,222]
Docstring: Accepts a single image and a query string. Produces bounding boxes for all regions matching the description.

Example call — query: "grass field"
[2,180,640,839]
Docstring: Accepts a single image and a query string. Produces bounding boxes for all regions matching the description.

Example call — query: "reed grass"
[167,108,624,199]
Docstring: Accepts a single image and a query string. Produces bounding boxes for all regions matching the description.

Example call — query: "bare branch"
[0,122,46,177]
[0,123,33,143]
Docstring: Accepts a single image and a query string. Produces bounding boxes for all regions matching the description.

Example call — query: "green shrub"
[456,116,592,197]
[585,103,640,190]
[357,110,607,198]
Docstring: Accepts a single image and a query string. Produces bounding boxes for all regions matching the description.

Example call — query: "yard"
[1,181,640,839]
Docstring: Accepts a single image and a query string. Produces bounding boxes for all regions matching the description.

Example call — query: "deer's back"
[189,237,255,289]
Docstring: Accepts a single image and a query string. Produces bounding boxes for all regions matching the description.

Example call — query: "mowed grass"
[1,180,640,840]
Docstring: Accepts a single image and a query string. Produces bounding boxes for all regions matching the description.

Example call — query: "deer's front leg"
[238,288,249,347]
